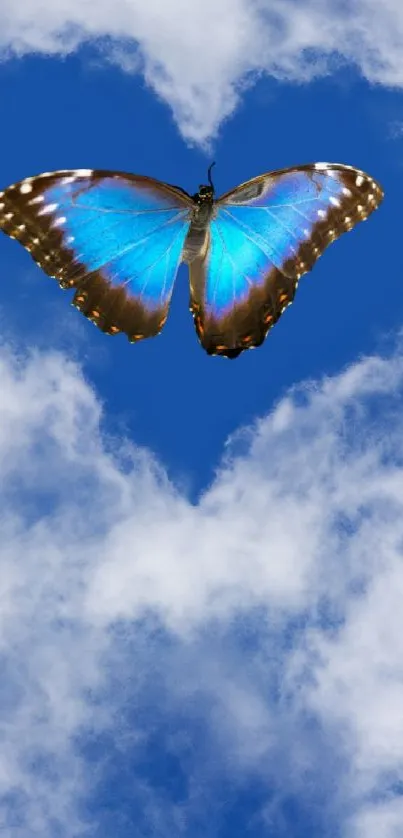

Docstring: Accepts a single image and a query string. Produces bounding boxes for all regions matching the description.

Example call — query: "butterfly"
[0,162,383,359]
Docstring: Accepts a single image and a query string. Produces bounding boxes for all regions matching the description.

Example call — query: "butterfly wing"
[0,169,193,341]
[189,163,384,358]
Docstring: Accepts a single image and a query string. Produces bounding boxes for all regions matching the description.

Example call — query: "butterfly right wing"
[0,170,193,342]
[189,163,383,358]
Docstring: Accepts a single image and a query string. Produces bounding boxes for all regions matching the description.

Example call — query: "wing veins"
[71,209,188,278]
[211,217,256,309]
[64,207,187,242]
[220,194,334,212]
[223,206,300,252]
[132,221,186,301]
[220,207,299,265]
[69,200,189,217]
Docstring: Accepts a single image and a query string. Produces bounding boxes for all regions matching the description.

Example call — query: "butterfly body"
[0,162,383,358]
[182,187,215,264]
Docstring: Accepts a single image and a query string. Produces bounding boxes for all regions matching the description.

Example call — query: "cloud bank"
[1,341,403,836]
[0,0,402,144]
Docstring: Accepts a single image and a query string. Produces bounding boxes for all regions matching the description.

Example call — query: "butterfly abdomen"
[182,199,214,264]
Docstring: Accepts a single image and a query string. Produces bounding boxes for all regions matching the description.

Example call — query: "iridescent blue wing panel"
[0,170,193,342]
[189,163,383,358]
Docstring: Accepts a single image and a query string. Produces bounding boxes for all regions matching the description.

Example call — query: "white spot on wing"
[38,202,58,216]
[29,195,44,205]
[356,174,364,187]
[318,209,327,219]
[329,196,340,207]
[314,163,337,179]
[20,181,33,194]
[52,216,66,227]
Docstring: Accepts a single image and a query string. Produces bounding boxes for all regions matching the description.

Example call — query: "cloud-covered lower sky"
[2,0,403,144]
[2,343,403,838]
[0,1,403,837]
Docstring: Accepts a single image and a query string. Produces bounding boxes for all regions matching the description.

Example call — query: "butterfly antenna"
[207,162,216,191]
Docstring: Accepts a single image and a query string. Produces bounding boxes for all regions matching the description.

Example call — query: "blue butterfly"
[0,162,383,358]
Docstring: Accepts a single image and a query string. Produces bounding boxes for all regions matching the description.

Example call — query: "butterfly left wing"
[0,169,193,342]
[189,163,384,358]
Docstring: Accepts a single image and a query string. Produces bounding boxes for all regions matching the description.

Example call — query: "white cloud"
[1,342,403,835]
[0,0,401,145]
[349,798,403,838]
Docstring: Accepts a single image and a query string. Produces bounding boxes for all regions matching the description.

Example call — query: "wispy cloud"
[1,341,403,836]
[0,0,401,145]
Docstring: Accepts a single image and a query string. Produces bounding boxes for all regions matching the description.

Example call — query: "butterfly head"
[193,162,216,205]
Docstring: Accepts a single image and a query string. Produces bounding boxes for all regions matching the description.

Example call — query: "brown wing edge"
[190,263,297,359]
[216,162,384,204]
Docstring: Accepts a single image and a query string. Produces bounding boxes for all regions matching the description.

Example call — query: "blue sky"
[0,2,403,837]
